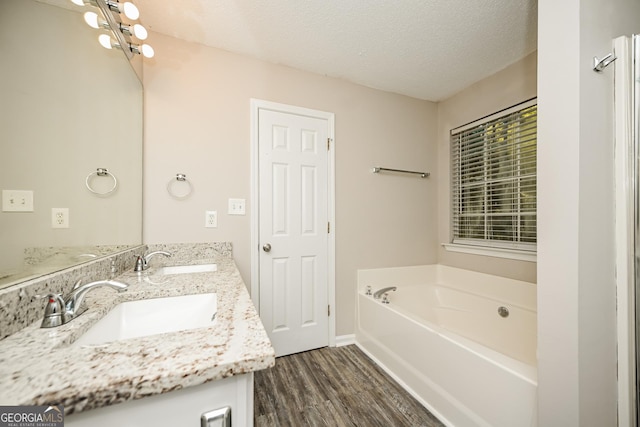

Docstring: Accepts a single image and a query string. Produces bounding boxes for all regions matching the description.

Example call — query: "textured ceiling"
[135,0,538,101]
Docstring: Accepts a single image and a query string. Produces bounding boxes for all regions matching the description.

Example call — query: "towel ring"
[85,168,117,196]
[167,173,193,199]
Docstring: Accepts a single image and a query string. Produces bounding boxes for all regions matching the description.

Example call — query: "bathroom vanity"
[0,243,274,427]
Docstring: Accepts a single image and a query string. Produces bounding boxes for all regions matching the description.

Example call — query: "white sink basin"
[155,264,217,275]
[73,293,217,347]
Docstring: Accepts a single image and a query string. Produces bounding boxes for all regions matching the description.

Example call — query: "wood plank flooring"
[254,345,445,427]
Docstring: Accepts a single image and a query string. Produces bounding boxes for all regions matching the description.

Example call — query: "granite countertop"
[0,258,275,415]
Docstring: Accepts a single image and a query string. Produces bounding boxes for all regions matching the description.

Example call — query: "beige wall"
[436,52,538,283]
[143,32,438,336]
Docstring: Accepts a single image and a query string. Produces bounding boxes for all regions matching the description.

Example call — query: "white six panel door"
[258,108,329,357]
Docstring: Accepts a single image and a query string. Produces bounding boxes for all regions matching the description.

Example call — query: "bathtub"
[355,265,537,427]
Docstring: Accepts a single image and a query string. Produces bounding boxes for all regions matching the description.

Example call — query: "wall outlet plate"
[2,190,34,212]
[228,198,246,215]
[205,210,217,228]
[51,208,69,228]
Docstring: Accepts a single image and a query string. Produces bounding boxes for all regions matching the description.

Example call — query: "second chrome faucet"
[133,250,171,272]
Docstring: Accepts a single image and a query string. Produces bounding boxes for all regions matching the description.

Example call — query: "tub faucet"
[133,250,171,272]
[41,279,128,328]
[373,286,397,299]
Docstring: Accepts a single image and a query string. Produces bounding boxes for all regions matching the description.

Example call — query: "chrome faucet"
[41,280,128,328]
[373,286,397,299]
[133,250,171,272]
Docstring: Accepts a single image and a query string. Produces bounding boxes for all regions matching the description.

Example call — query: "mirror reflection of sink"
[73,293,217,347]
[155,264,217,275]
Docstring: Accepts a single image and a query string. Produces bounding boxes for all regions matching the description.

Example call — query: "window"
[450,99,537,253]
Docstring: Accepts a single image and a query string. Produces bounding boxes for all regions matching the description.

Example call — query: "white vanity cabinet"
[66,373,252,427]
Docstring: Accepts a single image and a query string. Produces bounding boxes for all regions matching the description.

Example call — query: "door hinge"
[327,222,330,234]
[328,305,330,316]
[327,138,331,151]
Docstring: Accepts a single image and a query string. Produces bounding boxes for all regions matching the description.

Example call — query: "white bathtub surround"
[0,243,274,416]
[356,264,537,427]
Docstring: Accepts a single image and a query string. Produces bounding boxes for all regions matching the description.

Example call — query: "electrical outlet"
[2,190,34,212]
[51,208,69,228]
[228,198,246,215]
[205,210,217,228]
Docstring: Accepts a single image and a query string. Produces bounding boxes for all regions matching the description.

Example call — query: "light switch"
[228,198,246,215]
[2,190,34,212]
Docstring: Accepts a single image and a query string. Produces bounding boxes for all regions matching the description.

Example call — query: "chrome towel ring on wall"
[167,173,193,199]
[85,168,118,195]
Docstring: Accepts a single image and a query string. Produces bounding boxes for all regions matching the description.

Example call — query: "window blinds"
[451,100,537,250]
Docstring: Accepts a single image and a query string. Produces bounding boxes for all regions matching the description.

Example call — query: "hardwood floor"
[254,345,445,427]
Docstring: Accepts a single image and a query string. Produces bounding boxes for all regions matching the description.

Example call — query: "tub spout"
[373,286,397,299]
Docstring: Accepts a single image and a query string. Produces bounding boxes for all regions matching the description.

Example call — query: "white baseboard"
[335,334,356,347]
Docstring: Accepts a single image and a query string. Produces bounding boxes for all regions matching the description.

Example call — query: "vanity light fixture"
[72,0,153,59]
[84,11,148,40]
[98,34,155,58]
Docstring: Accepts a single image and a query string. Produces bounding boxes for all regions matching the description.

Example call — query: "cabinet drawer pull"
[201,406,231,427]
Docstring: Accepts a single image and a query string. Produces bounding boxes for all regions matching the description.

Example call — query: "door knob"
[262,243,272,252]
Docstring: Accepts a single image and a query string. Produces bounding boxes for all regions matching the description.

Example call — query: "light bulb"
[132,24,147,40]
[98,34,113,50]
[120,23,148,40]
[122,2,140,20]
[83,11,99,29]
[141,44,154,58]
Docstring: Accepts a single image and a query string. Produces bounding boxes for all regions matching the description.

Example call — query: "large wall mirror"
[0,0,143,290]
